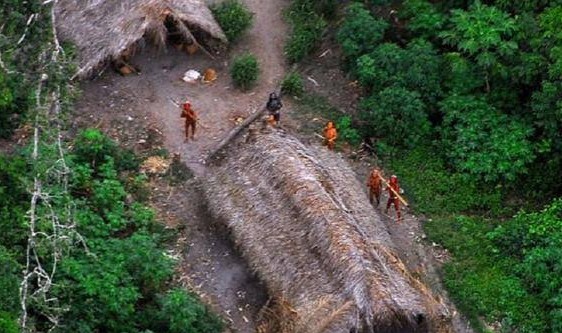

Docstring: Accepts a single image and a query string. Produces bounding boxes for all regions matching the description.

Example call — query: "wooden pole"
[171,98,209,129]
[378,174,409,207]
[205,106,268,163]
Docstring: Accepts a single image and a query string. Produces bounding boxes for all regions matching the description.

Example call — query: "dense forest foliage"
[330,0,562,331]
[3,0,562,332]
[0,1,222,332]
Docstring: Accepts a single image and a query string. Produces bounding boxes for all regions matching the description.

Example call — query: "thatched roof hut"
[204,129,452,333]
[54,0,227,78]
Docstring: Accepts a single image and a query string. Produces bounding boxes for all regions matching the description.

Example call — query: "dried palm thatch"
[55,0,227,78]
[204,129,452,333]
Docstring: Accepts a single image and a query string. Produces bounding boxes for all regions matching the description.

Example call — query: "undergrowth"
[281,71,304,97]
[230,53,259,90]
[211,0,253,42]
[284,0,328,63]
[389,147,556,332]
[0,129,223,332]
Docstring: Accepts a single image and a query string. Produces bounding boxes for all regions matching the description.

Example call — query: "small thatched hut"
[54,0,227,78]
[204,129,452,333]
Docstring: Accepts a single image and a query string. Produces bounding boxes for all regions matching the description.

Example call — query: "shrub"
[157,289,224,333]
[211,0,253,42]
[337,3,388,60]
[336,116,361,146]
[72,128,139,172]
[0,246,19,314]
[281,71,304,97]
[284,1,327,63]
[230,53,259,90]
[489,198,562,331]
[0,154,28,250]
[313,0,338,19]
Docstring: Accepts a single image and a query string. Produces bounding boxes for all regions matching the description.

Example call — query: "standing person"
[180,100,197,142]
[323,121,337,150]
[385,175,402,222]
[367,167,383,206]
[266,92,283,126]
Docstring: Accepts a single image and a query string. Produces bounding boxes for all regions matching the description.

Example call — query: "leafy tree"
[494,0,555,14]
[441,52,483,94]
[439,2,518,92]
[355,39,442,107]
[400,0,446,39]
[0,129,223,332]
[440,95,534,182]
[531,80,562,149]
[336,3,388,60]
[72,128,138,172]
[538,6,562,79]
[359,86,430,148]
[335,116,361,146]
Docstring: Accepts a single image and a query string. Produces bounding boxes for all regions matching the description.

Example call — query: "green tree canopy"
[360,86,430,148]
[336,3,388,60]
[440,1,518,90]
[440,95,534,182]
[355,39,442,106]
[400,0,446,38]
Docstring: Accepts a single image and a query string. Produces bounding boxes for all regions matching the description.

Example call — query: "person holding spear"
[180,100,198,142]
[384,174,407,223]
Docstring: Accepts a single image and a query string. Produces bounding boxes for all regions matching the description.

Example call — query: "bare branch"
[19,1,87,331]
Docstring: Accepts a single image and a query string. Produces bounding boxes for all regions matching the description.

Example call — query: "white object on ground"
[182,70,201,83]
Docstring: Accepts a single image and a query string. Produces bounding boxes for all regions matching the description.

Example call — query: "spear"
[378,174,409,207]
[169,97,208,129]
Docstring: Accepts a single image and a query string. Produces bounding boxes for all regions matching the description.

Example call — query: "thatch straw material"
[204,129,452,333]
[55,0,227,78]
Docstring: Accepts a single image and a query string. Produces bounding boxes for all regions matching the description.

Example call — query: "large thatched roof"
[204,128,452,333]
[55,0,227,78]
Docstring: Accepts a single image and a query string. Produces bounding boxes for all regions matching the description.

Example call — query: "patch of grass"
[292,93,342,135]
[230,53,259,91]
[281,71,304,97]
[387,146,505,216]
[425,216,548,332]
[165,158,193,185]
[386,145,548,331]
[211,0,253,42]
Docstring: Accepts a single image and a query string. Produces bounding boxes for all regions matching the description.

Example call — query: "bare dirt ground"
[71,0,474,332]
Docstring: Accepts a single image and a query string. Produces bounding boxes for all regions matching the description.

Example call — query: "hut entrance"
[164,15,199,55]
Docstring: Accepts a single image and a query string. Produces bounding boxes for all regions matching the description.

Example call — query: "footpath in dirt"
[72,0,474,332]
